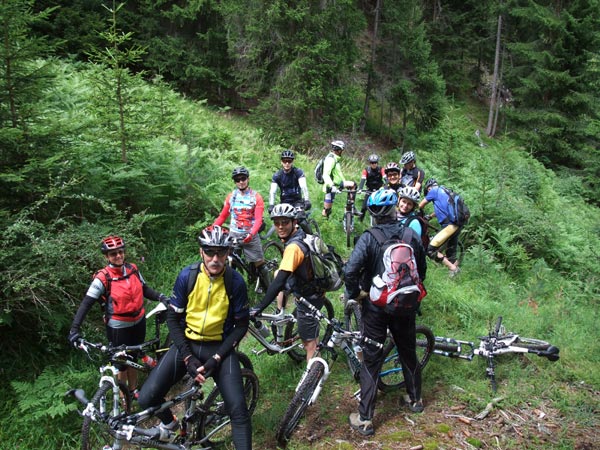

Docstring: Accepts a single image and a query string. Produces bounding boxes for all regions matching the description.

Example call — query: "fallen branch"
[474,396,504,420]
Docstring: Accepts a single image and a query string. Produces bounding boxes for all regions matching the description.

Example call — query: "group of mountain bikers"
[67,141,468,446]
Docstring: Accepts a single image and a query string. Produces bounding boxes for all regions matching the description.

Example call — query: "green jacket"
[322,152,346,191]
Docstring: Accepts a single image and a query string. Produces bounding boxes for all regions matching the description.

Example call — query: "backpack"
[301,234,344,292]
[367,227,426,316]
[94,263,144,319]
[441,186,470,227]
[406,214,430,250]
[314,154,334,185]
[187,262,234,300]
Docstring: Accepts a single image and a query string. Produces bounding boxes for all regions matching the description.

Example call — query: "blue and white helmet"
[367,189,398,218]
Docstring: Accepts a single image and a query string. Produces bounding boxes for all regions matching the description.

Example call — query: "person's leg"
[388,314,421,404]
[322,190,334,217]
[428,225,460,272]
[296,295,325,361]
[357,303,388,421]
[215,351,252,450]
[137,346,186,424]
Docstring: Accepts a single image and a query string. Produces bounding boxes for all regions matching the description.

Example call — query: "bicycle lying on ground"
[425,316,560,392]
[69,338,258,450]
[275,297,434,446]
[248,296,335,363]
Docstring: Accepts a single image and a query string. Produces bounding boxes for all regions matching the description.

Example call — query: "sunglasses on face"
[281,159,293,164]
[107,249,124,257]
[387,172,399,177]
[233,176,248,183]
[202,247,229,257]
[273,219,292,227]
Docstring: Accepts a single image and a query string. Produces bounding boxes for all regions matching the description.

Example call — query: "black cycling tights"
[137,341,252,450]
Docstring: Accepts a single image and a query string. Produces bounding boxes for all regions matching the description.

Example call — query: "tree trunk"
[486,13,502,137]
[360,0,381,132]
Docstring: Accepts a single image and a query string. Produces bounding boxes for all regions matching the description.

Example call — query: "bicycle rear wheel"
[507,336,553,351]
[378,325,435,392]
[285,297,335,362]
[344,212,353,247]
[81,381,130,450]
[197,368,259,447]
[276,360,326,447]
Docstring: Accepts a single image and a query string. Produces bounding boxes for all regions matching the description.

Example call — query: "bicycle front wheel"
[197,368,260,447]
[378,325,435,392]
[285,297,335,362]
[343,300,362,333]
[81,381,130,450]
[276,360,326,447]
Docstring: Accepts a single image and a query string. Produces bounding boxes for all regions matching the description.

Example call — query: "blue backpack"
[442,186,470,227]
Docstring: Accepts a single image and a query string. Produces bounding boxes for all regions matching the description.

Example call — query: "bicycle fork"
[295,357,330,405]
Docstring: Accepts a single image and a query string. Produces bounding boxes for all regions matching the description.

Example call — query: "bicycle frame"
[248,308,302,356]
[71,379,208,450]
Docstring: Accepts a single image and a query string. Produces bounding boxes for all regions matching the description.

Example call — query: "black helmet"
[281,150,295,160]
[424,178,438,191]
[231,166,250,180]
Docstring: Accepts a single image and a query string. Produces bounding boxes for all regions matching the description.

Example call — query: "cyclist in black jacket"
[357,153,385,221]
[344,189,426,436]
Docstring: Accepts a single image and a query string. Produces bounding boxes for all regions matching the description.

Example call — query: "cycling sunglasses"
[233,176,248,183]
[202,247,229,257]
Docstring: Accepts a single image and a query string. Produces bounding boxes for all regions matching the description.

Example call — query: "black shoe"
[401,394,424,413]
[348,412,374,436]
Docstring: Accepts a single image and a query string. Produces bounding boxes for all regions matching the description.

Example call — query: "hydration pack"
[442,186,470,227]
[301,234,344,292]
[367,227,426,316]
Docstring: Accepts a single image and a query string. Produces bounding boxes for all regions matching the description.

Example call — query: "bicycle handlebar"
[295,297,382,349]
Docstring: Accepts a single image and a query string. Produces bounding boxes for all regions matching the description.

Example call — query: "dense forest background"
[1,1,599,448]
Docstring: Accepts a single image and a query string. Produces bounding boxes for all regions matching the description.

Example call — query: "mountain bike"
[275,297,434,446]
[341,188,360,247]
[342,295,435,392]
[248,295,335,363]
[228,237,283,300]
[424,316,560,392]
[70,340,258,450]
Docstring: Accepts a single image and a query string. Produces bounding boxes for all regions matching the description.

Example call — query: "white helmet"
[331,140,345,151]
[270,203,297,220]
[198,225,232,248]
[398,186,420,204]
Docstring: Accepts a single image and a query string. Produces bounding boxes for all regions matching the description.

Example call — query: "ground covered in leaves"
[269,381,599,450]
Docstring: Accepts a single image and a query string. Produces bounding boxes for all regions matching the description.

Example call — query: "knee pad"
[427,245,443,262]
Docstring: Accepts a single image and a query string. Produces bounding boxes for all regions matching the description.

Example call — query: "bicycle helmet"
[424,178,438,192]
[400,151,416,165]
[231,166,250,180]
[101,236,125,254]
[398,186,420,204]
[270,203,297,220]
[281,150,295,160]
[384,162,400,174]
[367,189,398,218]
[331,140,345,151]
[198,225,232,248]
[368,154,379,163]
